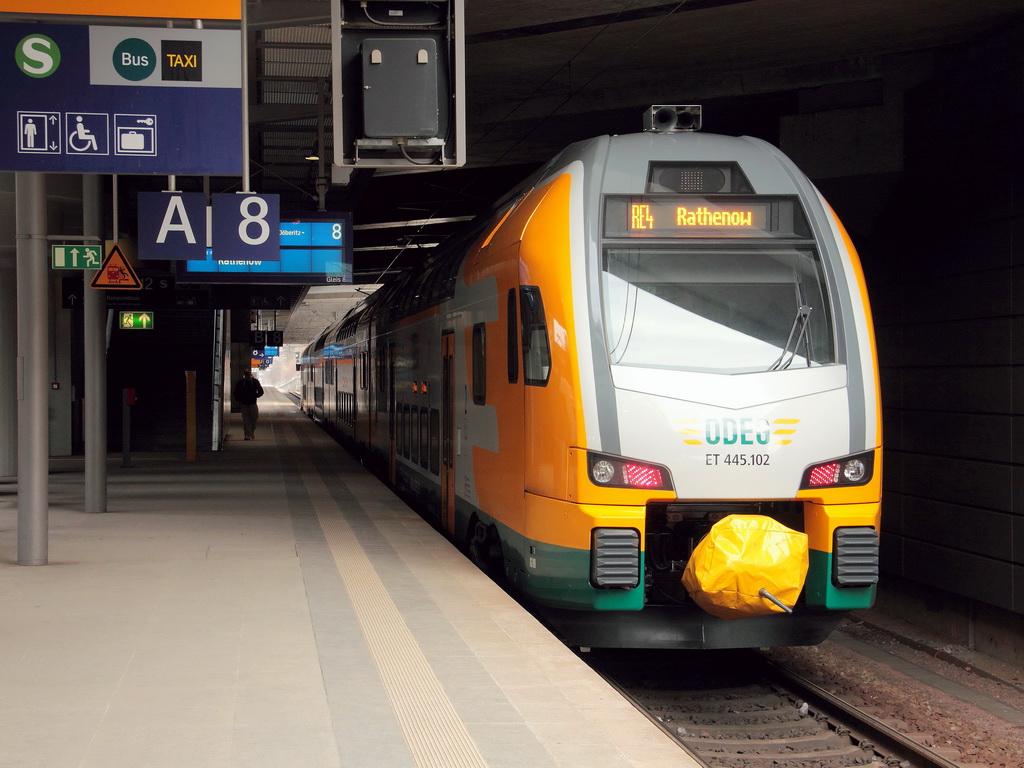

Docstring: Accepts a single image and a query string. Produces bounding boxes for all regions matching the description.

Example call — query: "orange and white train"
[301,108,882,648]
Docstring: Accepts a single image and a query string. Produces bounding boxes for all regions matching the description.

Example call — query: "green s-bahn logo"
[15,34,61,78]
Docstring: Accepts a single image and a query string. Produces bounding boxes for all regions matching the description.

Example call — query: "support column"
[83,174,106,513]
[16,171,48,565]
[0,173,16,478]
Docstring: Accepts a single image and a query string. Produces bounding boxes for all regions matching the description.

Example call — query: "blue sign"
[137,192,208,260]
[212,193,281,263]
[1,23,242,175]
[178,215,353,286]
[137,192,280,261]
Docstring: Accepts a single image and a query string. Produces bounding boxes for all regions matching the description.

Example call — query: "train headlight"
[800,451,875,489]
[592,460,617,484]
[587,452,674,491]
[843,459,867,483]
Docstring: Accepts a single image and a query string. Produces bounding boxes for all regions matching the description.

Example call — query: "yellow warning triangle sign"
[90,244,142,290]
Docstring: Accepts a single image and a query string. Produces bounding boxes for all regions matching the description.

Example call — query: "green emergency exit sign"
[51,245,102,269]
[119,311,155,330]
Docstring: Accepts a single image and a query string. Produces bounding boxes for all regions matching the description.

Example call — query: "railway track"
[584,649,963,768]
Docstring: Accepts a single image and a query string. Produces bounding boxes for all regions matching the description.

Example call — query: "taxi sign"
[91,243,142,289]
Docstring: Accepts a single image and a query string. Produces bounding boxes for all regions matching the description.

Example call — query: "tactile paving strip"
[292,428,488,768]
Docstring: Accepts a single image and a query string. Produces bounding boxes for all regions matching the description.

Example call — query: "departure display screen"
[178,216,352,285]
[604,196,808,239]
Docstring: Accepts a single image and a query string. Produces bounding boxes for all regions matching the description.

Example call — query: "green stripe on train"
[524,540,645,610]
[805,549,876,610]
[486,517,645,610]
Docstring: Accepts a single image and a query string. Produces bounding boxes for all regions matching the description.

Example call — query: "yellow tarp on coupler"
[682,514,809,620]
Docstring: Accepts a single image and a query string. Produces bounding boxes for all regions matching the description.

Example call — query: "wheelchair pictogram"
[69,117,97,151]
[65,113,109,155]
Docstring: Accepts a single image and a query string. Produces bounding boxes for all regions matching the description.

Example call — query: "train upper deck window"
[601,246,835,374]
[646,162,753,195]
[472,323,486,405]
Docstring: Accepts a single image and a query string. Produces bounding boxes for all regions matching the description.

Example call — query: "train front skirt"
[532,603,844,650]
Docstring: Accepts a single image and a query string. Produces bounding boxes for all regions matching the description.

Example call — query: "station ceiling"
[9,1,1024,343]
[250,0,1023,343]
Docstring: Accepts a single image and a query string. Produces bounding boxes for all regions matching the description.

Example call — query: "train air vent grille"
[833,527,879,587]
[590,528,640,589]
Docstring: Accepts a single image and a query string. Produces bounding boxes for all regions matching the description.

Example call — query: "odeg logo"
[112,38,156,81]
[15,34,61,78]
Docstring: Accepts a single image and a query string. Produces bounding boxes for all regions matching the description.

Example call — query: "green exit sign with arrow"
[51,244,102,269]
[119,311,155,330]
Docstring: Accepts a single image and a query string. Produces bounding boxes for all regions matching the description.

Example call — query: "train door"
[313,361,324,420]
[388,342,397,485]
[441,330,456,534]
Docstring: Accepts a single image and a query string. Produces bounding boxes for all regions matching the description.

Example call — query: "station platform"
[0,389,699,768]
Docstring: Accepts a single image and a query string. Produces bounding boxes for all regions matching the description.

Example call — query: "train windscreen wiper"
[768,303,813,371]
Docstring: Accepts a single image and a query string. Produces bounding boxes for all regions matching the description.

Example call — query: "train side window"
[397,403,403,454]
[507,289,518,383]
[419,408,430,469]
[429,408,440,475]
[472,322,486,405]
[411,405,420,465]
[402,403,411,458]
[520,285,551,386]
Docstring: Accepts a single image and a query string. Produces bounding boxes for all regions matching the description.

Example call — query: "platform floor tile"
[0,391,699,768]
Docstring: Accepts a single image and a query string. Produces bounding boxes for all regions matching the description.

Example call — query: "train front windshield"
[601,245,835,375]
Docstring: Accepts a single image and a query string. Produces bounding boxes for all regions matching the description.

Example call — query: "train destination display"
[604,196,807,238]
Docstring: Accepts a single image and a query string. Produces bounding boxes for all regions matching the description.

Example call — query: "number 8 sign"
[212,192,280,262]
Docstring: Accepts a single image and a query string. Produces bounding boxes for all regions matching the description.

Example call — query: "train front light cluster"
[588,452,673,491]
[800,451,874,489]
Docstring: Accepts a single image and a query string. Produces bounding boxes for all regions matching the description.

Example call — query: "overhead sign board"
[1,23,242,175]
[137,191,281,262]
[61,275,211,310]
[179,216,353,286]
[212,193,281,263]
[137,192,208,261]
[0,1,241,20]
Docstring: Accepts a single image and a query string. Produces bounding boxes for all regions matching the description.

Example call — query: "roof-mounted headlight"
[643,105,702,133]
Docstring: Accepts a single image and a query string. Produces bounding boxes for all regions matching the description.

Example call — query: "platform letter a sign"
[158,196,196,243]
[137,191,208,260]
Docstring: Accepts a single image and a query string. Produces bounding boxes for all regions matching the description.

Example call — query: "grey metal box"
[361,38,439,138]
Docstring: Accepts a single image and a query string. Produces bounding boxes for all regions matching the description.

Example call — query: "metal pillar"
[16,171,48,565]
[83,174,107,513]
[0,174,15,478]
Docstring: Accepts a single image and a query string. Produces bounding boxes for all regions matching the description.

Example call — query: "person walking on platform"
[233,369,265,440]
